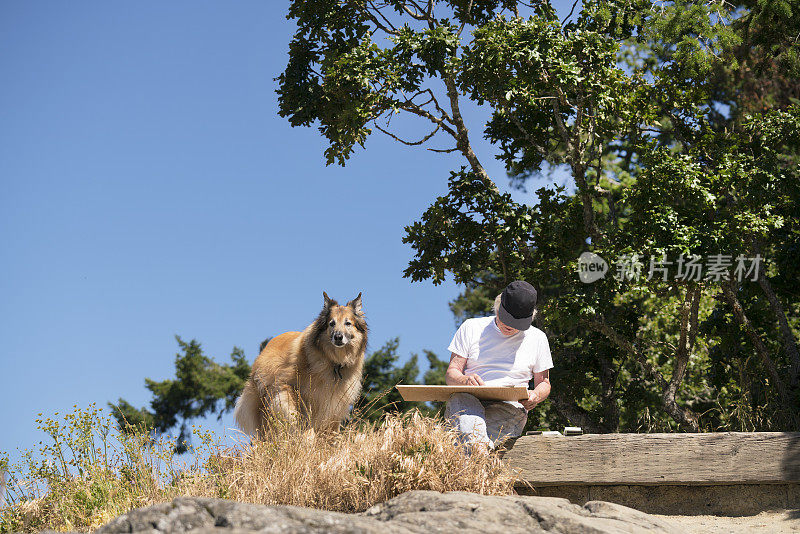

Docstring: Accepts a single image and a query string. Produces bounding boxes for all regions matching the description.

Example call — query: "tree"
[277,0,800,431]
[355,338,448,422]
[109,336,251,453]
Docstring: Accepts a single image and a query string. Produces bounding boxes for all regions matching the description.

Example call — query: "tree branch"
[720,279,798,427]
[663,285,698,416]
[410,88,453,124]
[457,0,475,38]
[400,1,427,21]
[372,120,441,146]
[502,104,550,159]
[562,0,580,25]
[363,0,400,35]
[750,240,800,388]
[585,316,700,430]
[549,390,609,433]
[441,72,500,195]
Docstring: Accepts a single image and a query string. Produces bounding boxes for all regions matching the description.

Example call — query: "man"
[445,280,553,452]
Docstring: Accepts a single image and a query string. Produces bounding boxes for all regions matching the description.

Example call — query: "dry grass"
[0,404,516,533]
[199,410,515,510]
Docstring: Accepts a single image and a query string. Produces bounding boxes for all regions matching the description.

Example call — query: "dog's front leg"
[326,421,342,433]
[271,385,303,426]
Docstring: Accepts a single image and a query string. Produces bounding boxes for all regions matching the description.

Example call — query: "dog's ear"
[323,291,337,309]
[347,292,363,315]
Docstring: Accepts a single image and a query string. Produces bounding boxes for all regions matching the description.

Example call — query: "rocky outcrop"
[91,490,682,533]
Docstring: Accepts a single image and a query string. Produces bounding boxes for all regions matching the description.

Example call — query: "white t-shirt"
[447,316,553,409]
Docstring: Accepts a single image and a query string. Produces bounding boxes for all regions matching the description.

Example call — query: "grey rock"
[364,491,683,533]
[96,496,410,534]
[95,490,683,534]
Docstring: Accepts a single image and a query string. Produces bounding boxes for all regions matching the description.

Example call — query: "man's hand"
[520,389,541,411]
[446,353,486,386]
[462,373,485,386]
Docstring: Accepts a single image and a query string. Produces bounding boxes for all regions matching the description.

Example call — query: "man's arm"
[520,369,551,410]
[445,353,485,386]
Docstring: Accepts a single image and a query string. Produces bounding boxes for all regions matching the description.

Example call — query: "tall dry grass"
[199,410,515,511]
[0,404,516,533]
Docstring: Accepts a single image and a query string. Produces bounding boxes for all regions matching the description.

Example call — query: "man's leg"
[484,402,528,449]
[444,392,492,450]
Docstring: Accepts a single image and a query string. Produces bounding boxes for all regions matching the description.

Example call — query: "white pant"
[445,392,528,450]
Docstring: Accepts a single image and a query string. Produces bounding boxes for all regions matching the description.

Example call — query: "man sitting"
[445,280,553,452]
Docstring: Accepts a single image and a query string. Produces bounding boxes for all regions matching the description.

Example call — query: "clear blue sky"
[0,1,576,467]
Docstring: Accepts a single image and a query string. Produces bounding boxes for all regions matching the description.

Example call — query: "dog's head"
[312,292,368,356]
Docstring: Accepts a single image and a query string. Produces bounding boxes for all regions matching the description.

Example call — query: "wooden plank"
[502,432,800,485]
[395,385,528,402]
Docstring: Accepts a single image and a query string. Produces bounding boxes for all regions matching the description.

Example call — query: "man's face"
[495,316,520,336]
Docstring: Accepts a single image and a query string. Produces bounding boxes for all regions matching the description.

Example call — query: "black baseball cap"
[497,280,537,330]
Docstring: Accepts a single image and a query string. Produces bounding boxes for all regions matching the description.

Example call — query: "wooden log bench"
[500,432,800,516]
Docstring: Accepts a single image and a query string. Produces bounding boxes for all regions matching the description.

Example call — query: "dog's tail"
[233,379,262,438]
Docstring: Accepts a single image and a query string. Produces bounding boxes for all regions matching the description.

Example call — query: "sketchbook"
[395,384,528,402]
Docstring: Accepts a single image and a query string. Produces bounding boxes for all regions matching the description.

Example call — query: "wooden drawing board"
[396,385,528,402]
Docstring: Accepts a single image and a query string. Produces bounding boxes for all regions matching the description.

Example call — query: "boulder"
[90,490,681,534]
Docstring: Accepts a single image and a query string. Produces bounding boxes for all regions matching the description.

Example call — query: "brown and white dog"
[234,292,367,437]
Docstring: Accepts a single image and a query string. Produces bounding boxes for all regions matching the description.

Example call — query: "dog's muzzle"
[332,332,348,347]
